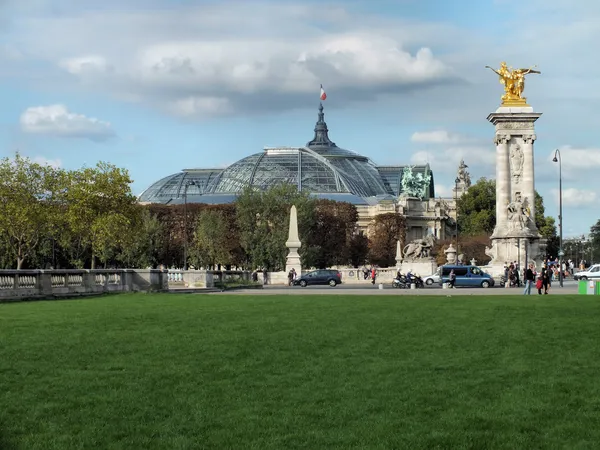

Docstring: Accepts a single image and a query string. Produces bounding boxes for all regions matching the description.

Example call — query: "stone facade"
[357,196,456,241]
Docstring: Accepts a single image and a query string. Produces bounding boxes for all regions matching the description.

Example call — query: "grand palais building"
[139,104,463,242]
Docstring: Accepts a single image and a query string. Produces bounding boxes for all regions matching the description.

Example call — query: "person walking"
[448,269,456,289]
[523,263,535,295]
[541,263,550,294]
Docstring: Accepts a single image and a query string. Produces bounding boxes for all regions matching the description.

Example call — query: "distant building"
[139,103,462,241]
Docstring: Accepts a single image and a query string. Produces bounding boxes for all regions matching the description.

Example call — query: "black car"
[294,269,342,287]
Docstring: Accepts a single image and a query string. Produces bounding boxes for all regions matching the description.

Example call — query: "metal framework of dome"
[138,103,435,205]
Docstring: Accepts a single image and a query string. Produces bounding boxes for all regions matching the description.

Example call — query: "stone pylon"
[485,105,546,274]
[285,205,302,275]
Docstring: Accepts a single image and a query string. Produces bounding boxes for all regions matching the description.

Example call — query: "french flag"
[320,84,327,101]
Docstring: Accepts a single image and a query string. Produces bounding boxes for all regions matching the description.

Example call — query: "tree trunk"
[17,257,23,270]
[91,254,96,270]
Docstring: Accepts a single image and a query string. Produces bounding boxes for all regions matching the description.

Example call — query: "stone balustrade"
[168,269,252,288]
[0,269,168,302]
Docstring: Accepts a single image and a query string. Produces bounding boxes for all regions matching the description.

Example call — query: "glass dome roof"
[138,103,435,205]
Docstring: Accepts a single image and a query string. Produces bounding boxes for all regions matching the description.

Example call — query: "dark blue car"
[294,270,342,287]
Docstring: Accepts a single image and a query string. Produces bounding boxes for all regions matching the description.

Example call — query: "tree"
[456,178,496,236]
[191,209,232,269]
[0,154,62,269]
[534,191,559,257]
[348,232,370,267]
[236,184,315,271]
[367,213,406,267]
[61,162,137,269]
[119,207,165,268]
[91,212,131,268]
[302,200,360,268]
[589,219,600,263]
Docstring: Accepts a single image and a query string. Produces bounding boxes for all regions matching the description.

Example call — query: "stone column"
[522,134,537,231]
[285,205,302,275]
[494,134,510,236]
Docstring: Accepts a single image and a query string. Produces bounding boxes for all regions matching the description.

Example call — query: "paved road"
[214,280,579,296]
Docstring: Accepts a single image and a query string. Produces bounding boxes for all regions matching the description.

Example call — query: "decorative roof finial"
[306,102,337,148]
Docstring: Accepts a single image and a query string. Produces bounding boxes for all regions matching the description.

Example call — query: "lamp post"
[552,149,563,287]
[455,177,460,255]
[183,180,196,270]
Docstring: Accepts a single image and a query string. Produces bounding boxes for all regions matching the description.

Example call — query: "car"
[574,264,600,281]
[423,271,441,286]
[294,269,342,287]
[439,265,495,288]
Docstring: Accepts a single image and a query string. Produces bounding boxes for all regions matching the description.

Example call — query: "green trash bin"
[578,280,600,295]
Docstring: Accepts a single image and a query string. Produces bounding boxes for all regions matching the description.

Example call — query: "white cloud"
[547,146,600,170]
[551,188,599,208]
[59,55,112,76]
[168,96,233,118]
[434,184,453,198]
[411,145,495,176]
[4,3,457,117]
[411,130,469,144]
[20,104,114,141]
[32,156,62,168]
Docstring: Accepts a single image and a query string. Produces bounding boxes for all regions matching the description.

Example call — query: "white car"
[423,273,441,286]
[574,264,600,281]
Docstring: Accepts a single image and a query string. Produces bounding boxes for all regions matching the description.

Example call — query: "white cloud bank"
[4,2,459,118]
[20,104,114,141]
[551,188,598,208]
[411,130,469,144]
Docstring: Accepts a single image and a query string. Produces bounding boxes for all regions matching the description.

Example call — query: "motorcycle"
[405,273,425,289]
[392,276,410,289]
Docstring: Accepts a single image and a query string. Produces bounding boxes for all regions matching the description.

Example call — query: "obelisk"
[484,62,545,274]
[395,240,402,268]
[285,205,302,275]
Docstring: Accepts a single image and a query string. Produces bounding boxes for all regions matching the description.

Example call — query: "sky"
[1,0,599,238]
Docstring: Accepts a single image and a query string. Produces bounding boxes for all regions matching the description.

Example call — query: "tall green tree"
[235,184,315,271]
[302,200,360,268]
[0,154,63,269]
[589,219,600,263]
[119,207,164,268]
[61,162,137,269]
[456,178,497,236]
[191,209,232,269]
[534,191,559,256]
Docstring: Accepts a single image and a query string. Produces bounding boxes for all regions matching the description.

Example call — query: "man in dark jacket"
[523,263,535,295]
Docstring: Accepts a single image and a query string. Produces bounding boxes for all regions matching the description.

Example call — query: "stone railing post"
[39,270,52,296]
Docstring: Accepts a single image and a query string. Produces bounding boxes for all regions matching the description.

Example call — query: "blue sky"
[1,0,599,237]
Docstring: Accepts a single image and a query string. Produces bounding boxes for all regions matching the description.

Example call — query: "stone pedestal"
[285,205,302,274]
[486,106,545,275]
[399,259,437,277]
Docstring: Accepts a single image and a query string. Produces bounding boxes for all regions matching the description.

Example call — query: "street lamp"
[183,180,196,270]
[455,177,460,255]
[552,149,563,287]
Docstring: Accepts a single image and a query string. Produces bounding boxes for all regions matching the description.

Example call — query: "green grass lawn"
[1,293,600,449]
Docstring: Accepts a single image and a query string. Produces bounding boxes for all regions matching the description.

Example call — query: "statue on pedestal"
[510,144,524,183]
[485,62,541,105]
[403,235,436,260]
[457,159,471,187]
[400,166,432,200]
[507,192,531,232]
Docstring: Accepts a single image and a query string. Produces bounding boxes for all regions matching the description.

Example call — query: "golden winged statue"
[485,62,541,106]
